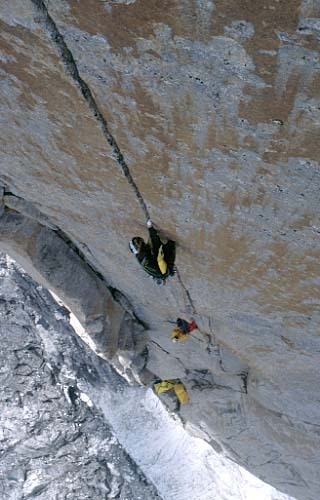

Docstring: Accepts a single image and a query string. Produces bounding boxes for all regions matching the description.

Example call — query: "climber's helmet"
[129,237,144,255]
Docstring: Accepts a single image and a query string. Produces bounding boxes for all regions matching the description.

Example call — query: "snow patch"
[98,387,297,500]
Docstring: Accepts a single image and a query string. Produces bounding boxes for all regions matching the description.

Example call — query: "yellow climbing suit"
[153,379,189,404]
[157,245,167,275]
[171,327,189,342]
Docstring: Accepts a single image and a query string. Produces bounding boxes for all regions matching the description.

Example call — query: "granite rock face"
[0,1,320,499]
[0,209,147,372]
[0,255,161,500]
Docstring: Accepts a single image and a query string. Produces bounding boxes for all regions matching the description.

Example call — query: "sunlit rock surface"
[0,1,320,499]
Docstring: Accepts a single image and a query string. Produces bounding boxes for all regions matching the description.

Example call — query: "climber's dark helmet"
[129,237,144,255]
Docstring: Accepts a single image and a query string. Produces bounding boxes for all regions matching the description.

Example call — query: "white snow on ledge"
[96,384,297,500]
[49,289,97,352]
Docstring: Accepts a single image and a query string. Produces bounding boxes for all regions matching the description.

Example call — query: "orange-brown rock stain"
[212,0,301,119]
[68,0,213,52]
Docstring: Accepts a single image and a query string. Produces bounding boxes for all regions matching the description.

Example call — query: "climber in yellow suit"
[153,379,189,404]
[129,220,176,284]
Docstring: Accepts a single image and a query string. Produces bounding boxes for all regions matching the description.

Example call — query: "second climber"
[171,318,198,342]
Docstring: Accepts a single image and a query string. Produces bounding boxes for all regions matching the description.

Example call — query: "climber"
[153,379,189,405]
[171,318,198,342]
[129,219,176,283]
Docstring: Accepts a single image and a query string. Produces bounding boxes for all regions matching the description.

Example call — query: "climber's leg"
[163,240,176,274]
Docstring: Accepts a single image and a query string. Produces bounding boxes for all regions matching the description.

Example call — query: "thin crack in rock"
[30,0,150,221]
[28,0,199,322]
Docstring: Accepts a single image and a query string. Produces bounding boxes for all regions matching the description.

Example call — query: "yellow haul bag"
[154,380,189,404]
[154,380,176,394]
[174,383,189,404]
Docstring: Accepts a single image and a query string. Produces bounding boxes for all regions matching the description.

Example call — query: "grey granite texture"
[0,255,161,500]
[0,1,319,499]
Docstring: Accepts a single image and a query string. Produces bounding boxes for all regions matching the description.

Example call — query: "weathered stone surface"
[0,255,161,500]
[0,208,146,366]
[0,186,4,217]
[4,194,58,229]
[0,1,320,499]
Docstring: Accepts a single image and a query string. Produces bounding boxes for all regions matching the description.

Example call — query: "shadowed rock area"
[0,1,320,499]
